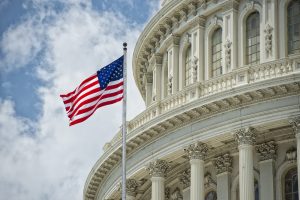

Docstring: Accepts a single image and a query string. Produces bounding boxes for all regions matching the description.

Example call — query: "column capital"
[147,159,170,177]
[184,142,208,160]
[222,0,239,12]
[126,179,139,197]
[170,34,180,46]
[214,153,233,174]
[153,53,163,65]
[143,72,153,84]
[179,168,191,189]
[235,127,256,146]
[256,141,277,161]
[289,116,300,135]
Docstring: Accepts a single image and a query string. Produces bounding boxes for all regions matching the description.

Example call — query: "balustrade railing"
[107,56,300,148]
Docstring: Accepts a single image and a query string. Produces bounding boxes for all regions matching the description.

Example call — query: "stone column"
[125,179,139,200]
[256,141,277,200]
[147,159,170,200]
[235,127,256,200]
[184,142,208,200]
[290,117,300,196]
[215,153,233,200]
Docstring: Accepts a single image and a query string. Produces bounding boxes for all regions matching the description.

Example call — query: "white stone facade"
[84,0,300,200]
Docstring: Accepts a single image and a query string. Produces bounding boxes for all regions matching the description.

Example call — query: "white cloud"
[0,0,160,199]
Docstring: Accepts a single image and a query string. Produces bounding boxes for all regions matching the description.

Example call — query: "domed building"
[84,0,300,200]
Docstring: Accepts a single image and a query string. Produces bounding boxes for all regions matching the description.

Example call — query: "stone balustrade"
[105,55,300,151]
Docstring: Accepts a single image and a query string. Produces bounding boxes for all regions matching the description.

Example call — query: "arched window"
[288,0,300,54]
[185,46,192,86]
[212,28,222,77]
[285,168,298,200]
[246,12,260,65]
[205,191,217,200]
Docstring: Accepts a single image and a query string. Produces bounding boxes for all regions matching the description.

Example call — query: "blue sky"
[0,0,159,199]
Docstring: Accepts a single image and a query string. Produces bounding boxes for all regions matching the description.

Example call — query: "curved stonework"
[84,0,300,200]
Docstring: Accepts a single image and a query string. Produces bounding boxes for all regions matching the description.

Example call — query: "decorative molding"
[179,168,190,189]
[126,179,139,197]
[245,1,255,12]
[188,2,197,16]
[179,7,188,22]
[235,127,256,145]
[256,141,277,161]
[224,39,232,69]
[170,187,183,200]
[264,24,273,56]
[184,142,208,160]
[286,147,297,162]
[165,187,171,200]
[204,172,217,188]
[168,75,173,94]
[147,159,170,177]
[289,116,300,135]
[192,56,198,83]
[214,153,233,174]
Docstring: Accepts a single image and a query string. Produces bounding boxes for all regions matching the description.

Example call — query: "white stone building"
[84,0,300,200]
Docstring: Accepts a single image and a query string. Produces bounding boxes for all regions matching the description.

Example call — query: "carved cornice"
[184,142,208,160]
[214,153,233,174]
[179,168,190,189]
[147,159,170,177]
[256,141,277,161]
[289,116,300,135]
[235,127,256,146]
[126,179,139,197]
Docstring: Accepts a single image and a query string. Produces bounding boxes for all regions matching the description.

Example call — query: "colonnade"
[124,117,300,200]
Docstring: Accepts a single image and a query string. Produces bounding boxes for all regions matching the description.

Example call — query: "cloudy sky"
[0,0,160,199]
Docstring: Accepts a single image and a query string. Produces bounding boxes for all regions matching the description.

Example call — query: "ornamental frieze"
[256,141,277,161]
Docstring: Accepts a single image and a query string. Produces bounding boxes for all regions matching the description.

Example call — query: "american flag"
[60,56,124,126]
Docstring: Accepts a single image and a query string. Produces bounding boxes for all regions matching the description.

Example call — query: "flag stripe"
[67,87,123,119]
[60,74,98,98]
[69,96,123,126]
[66,79,123,117]
[60,56,124,126]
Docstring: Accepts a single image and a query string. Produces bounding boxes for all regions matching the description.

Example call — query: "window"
[205,191,217,200]
[285,168,298,200]
[212,28,222,77]
[185,46,192,86]
[288,0,300,54]
[246,12,260,65]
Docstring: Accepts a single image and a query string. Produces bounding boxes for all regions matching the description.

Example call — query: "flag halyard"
[60,56,124,126]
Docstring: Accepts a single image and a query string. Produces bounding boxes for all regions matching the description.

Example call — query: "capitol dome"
[84,0,300,200]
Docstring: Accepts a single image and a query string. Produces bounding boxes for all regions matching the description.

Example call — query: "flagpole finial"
[123,42,127,51]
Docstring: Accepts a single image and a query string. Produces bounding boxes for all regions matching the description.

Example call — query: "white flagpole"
[122,42,127,200]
